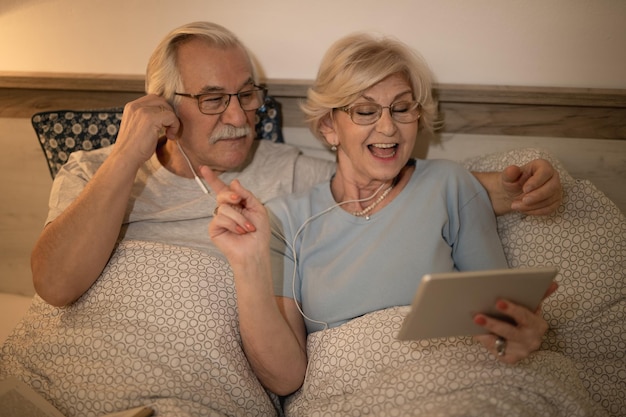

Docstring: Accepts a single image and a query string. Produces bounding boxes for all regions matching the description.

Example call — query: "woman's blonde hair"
[301,33,437,142]
[145,21,258,106]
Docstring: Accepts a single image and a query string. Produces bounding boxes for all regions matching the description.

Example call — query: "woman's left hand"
[473,281,558,364]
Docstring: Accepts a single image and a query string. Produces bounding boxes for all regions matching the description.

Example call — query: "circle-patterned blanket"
[0,241,278,417]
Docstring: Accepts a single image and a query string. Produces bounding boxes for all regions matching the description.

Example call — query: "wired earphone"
[176,139,211,195]
[177,138,391,329]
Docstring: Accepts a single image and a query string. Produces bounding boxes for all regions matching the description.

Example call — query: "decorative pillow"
[0,240,279,417]
[463,148,625,417]
[32,96,284,179]
[32,108,123,178]
[255,95,284,144]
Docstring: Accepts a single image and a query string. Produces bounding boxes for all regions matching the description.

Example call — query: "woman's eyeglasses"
[338,101,421,125]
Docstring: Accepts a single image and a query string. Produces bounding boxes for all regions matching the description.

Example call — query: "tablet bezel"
[396,266,558,341]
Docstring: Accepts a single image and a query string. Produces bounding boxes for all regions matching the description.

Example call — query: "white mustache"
[210,124,251,143]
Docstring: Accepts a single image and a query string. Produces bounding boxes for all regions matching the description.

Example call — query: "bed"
[0,74,624,416]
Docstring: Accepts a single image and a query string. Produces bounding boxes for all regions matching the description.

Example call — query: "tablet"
[396,266,558,341]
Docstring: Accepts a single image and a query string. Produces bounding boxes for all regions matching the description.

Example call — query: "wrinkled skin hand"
[110,94,180,167]
[473,281,558,363]
[499,159,562,216]
[200,165,271,266]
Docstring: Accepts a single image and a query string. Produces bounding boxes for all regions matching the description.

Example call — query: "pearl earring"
[330,145,337,151]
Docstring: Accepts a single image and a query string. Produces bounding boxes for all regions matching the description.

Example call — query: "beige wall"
[1,0,625,88]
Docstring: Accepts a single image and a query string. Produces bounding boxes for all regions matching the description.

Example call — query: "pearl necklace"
[351,184,394,219]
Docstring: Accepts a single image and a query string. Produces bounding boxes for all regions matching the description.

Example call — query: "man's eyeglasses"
[175,85,267,115]
[338,101,421,125]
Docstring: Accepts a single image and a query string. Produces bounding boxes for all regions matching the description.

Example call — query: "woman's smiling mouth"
[369,143,397,158]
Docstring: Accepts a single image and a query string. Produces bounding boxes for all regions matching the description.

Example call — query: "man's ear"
[319,114,338,146]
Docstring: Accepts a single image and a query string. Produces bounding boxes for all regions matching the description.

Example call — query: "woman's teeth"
[369,143,397,157]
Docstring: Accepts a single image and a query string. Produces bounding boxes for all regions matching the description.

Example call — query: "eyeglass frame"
[174,85,267,115]
[337,101,422,125]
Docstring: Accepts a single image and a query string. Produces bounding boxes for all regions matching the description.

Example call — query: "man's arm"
[31,95,180,307]
[472,159,562,216]
[32,154,142,306]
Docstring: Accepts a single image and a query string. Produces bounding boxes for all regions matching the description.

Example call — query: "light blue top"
[268,158,508,333]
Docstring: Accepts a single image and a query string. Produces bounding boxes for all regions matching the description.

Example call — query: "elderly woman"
[204,33,557,397]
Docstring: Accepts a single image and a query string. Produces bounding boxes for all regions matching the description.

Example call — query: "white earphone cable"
[272,181,388,329]
[176,139,211,195]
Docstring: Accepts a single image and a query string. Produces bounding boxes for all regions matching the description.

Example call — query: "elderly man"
[14,21,560,416]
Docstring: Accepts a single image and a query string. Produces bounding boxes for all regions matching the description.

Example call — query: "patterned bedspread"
[284,306,606,417]
[1,148,624,417]
[0,240,278,417]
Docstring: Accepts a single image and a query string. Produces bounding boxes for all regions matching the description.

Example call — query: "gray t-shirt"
[47,140,335,255]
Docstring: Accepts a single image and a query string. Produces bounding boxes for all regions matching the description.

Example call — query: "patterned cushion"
[255,95,284,143]
[32,96,284,179]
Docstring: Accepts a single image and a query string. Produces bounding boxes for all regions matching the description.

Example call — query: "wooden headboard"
[1,71,624,212]
[1,72,625,140]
